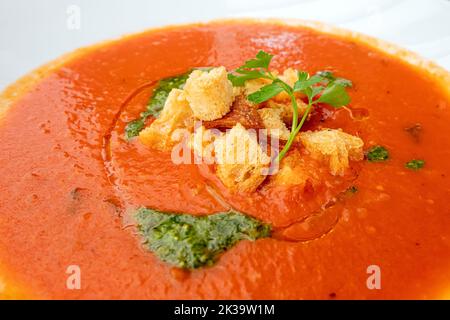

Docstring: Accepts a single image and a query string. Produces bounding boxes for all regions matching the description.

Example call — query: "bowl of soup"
[0,19,449,299]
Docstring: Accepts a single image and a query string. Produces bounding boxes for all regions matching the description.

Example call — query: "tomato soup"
[0,20,449,299]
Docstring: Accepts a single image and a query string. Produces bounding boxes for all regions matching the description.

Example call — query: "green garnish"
[125,70,193,140]
[405,159,425,171]
[124,119,145,140]
[143,72,192,119]
[347,185,358,194]
[228,50,352,161]
[316,70,353,87]
[135,208,271,269]
[125,68,214,140]
[367,146,389,162]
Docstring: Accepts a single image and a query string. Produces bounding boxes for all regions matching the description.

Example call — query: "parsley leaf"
[227,51,274,87]
[293,74,324,92]
[227,51,353,161]
[405,159,425,170]
[228,70,265,87]
[317,70,353,87]
[247,82,285,103]
[228,51,352,161]
[334,78,353,87]
[297,71,309,82]
[241,50,274,69]
[317,84,351,107]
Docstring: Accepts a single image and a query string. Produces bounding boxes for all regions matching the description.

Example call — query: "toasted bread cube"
[274,68,299,101]
[214,123,270,193]
[270,149,318,187]
[244,68,303,103]
[299,129,364,176]
[233,86,244,99]
[257,108,290,140]
[139,89,193,151]
[266,99,309,124]
[244,70,278,97]
[244,68,303,102]
[189,126,222,163]
[279,68,298,87]
[244,78,272,96]
[184,67,234,121]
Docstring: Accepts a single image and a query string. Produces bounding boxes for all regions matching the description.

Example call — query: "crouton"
[243,70,279,97]
[274,68,299,101]
[270,149,319,187]
[214,123,270,193]
[139,89,193,151]
[257,108,290,140]
[184,67,234,121]
[233,86,244,99]
[266,98,309,124]
[244,78,272,96]
[243,68,304,103]
[189,126,221,163]
[299,129,364,176]
[244,68,304,103]
[279,68,298,87]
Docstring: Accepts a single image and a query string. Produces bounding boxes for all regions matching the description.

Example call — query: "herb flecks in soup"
[405,159,425,170]
[136,208,271,269]
[366,145,389,162]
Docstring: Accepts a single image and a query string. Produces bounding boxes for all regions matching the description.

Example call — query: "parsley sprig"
[228,51,352,161]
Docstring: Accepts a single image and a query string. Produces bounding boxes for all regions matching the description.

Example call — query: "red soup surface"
[0,21,449,299]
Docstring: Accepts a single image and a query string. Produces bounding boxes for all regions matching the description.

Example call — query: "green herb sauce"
[124,70,192,140]
[125,68,213,140]
[135,208,271,269]
[124,119,145,140]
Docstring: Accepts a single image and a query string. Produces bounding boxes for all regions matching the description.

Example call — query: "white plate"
[0,0,449,90]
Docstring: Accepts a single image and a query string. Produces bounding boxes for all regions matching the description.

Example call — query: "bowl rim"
[1,17,449,120]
